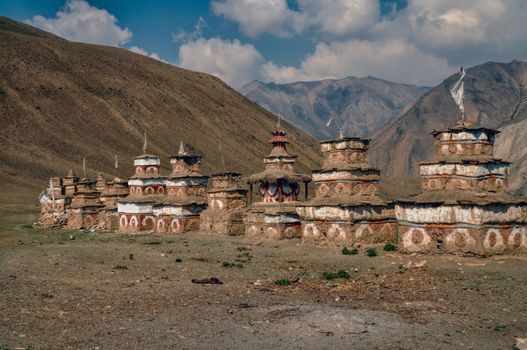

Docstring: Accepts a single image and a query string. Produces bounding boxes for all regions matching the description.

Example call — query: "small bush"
[222,261,243,268]
[323,269,350,280]
[128,253,134,260]
[493,324,506,332]
[322,271,338,280]
[175,257,183,263]
[275,278,292,286]
[144,240,162,245]
[342,246,358,255]
[366,248,377,257]
[383,243,397,252]
[336,269,350,279]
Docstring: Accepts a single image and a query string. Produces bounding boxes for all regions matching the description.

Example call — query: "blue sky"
[1,0,527,89]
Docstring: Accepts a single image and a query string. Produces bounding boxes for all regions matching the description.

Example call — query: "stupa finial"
[142,131,147,153]
[178,140,186,155]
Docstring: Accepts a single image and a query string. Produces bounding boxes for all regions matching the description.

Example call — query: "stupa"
[396,69,527,255]
[297,133,396,246]
[244,119,310,239]
[200,172,248,235]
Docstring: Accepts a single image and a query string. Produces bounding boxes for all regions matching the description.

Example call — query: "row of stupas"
[39,116,527,256]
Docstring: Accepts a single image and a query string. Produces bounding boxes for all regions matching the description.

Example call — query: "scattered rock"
[191,277,223,285]
[516,338,527,350]
[414,260,428,268]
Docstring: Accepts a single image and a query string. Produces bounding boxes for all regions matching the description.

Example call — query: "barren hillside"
[241,77,428,140]
[0,17,321,201]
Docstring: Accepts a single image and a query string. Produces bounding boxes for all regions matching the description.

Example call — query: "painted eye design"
[268,182,278,196]
[259,183,267,196]
[282,183,292,195]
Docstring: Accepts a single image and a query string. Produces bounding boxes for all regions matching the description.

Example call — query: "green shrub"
[342,246,359,255]
[322,271,338,280]
[366,248,377,257]
[275,278,292,286]
[383,243,397,251]
[336,269,350,279]
[323,269,350,280]
[144,239,162,245]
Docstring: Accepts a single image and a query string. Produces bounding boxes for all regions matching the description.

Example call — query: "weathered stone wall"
[200,210,245,235]
[434,129,496,158]
[244,210,302,239]
[301,220,397,246]
[64,209,99,230]
[320,138,369,168]
[396,203,527,255]
[420,162,509,192]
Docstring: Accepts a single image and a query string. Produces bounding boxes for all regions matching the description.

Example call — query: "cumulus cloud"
[211,0,379,37]
[204,0,527,88]
[172,16,207,43]
[298,0,380,35]
[380,0,527,65]
[261,39,453,86]
[212,0,301,38]
[178,38,264,89]
[26,0,132,46]
[128,46,165,62]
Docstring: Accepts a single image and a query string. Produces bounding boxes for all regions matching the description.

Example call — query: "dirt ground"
[1,204,527,349]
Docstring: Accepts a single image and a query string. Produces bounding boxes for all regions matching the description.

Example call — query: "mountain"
[0,17,321,202]
[240,77,429,140]
[369,60,527,195]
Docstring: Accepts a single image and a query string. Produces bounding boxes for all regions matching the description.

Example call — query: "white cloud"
[207,0,527,88]
[26,0,132,46]
[385,0,527,65]
[212,0,301,38]
[128,46,164,62]
[178,38,264,89]
[298,0,379,35]
[211,0,379,38]
[172,16,207,43]
[261,39,453,86]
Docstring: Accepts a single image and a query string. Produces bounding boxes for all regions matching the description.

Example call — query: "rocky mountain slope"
[240,77,428,139]
[368,60,527,195]
[0,17,321,201]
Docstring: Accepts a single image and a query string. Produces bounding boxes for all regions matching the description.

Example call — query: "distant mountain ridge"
[240,77,429,139]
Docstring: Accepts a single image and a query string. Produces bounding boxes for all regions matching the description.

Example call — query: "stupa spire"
[178,141,186,155]
[142,131,148,153]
